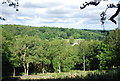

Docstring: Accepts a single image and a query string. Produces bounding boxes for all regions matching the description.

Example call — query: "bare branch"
[80,1,101,9]
[0,17,6,21]
[109,1,120,24]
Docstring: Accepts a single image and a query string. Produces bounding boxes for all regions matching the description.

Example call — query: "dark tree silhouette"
[100,11,106,25]
[2,0,19,11]
[0,17,6,21]
[80,0,120,25]
[109,2,120,24]
[80,1,100,9]
[0,0,19,21]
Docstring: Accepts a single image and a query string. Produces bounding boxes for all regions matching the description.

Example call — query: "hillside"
[1,24,104,40]
[1,24,120,80]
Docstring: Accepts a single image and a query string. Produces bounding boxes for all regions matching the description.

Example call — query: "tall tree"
[13,35,41,75]
[61,45,76,72]
[96,43,113,70]
[88,40,100,70]
[78,41,89,71]
[9,46,20,76]
[2,30,14,77]
[33,40,50,74]
[48,39,70,72]
[103,29,120,68]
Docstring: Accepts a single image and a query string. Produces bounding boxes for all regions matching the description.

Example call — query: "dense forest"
[1,24,120,80]
[1,24,104,40]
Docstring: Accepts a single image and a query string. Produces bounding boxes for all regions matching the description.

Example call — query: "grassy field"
[12,70,119,80]
[2,70,119,81]
[18,70,95,80]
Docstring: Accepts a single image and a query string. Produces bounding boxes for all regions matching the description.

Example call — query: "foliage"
[1,24,104,40]
[1,24,120,78]
[69,36,74,44]
[96,43,113,70]
[103,29,120,68]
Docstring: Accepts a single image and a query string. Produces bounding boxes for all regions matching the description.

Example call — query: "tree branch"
[80,1,100,9]
[0,17,6,21]
[109,2,120,24]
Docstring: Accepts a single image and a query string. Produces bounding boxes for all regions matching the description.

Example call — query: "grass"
[16,70,96,80]
[2,70,120,81]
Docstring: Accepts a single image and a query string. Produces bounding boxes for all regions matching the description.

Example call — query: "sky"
[0,0,119,30]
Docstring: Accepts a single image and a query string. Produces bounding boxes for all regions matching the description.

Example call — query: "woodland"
[1,0,120,81]
[1,24,120,81]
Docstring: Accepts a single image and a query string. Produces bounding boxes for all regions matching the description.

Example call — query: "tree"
[103,29,120,68]
[9,52,20,76]
[87,40,100,70]
[52,44,76,72]
[2,29,15,77]
[78,41,89,71]
[13,35,41,75]
[96,43,113,70]
[49,39,67,73]
[61,46,76,72]
[80,0,119,25]
[9,39,20,76]
[1,0,19,20]
[33,40,50,74]
[69,36,74,44]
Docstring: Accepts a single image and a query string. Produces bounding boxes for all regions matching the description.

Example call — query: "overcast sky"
[0,0,119,30]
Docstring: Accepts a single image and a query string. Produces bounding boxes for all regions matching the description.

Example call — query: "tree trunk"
[23,54,27,75]
[13,68,16,77]
[83,56,86,71]
[26,63,29,76]
[42,63,45,74]
[23,63,27,75]
[42,67,45,74]
[58,63,61,73]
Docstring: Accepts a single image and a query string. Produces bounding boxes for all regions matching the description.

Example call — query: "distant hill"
[1,24,105,40]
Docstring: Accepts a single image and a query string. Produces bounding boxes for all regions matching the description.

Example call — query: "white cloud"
[17,16,31,20]
[0,0,119,30]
